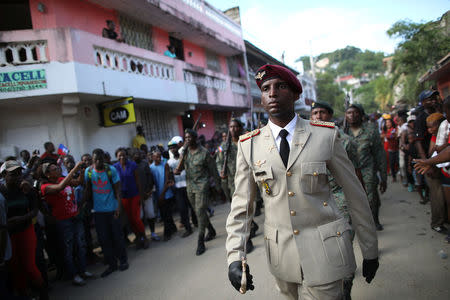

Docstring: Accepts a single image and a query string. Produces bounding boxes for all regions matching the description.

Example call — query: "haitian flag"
[57,144,69,156]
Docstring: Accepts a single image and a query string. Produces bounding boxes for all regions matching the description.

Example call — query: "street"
[51,180,450,300]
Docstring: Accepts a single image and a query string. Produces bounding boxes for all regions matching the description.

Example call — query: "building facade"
[0,0,250,159]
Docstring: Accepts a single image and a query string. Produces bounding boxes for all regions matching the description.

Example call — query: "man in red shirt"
[41,161,93,285]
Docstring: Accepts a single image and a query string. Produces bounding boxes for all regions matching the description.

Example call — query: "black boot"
[205,223,216,242]
[250,221,259,238]
[196,234,206,256]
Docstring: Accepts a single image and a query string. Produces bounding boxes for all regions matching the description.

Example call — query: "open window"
[0,0,32,31]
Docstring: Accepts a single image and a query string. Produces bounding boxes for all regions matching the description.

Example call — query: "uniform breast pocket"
[253,166,279,197]
[301,162,327,194]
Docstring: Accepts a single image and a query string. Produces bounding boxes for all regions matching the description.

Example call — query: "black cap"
[311,101,333,114]
[347,103,365,116]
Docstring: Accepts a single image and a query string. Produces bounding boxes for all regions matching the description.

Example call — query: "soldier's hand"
[228,261,254,292]
[379,181,387,194]
[362,258,379,283]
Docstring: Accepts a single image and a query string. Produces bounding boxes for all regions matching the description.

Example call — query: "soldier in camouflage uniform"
[175,128,220,256]
[346,104,387,231]
[216,119,258,253]
[311,101,361,300]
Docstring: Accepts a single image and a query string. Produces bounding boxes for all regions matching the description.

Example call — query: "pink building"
[0,0,250,159]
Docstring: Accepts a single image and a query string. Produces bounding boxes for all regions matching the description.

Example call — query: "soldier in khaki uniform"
[226,65,379,300]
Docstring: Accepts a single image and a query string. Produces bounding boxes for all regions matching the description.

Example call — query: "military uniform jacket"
[225,117,378,286]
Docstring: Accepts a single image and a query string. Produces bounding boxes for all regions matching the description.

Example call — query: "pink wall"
[153,27,170,56]
[193,110,215,140]
[184,40,206,68]
[30,0,118,37]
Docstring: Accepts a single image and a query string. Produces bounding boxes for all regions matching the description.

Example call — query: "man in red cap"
[226,65,379,299]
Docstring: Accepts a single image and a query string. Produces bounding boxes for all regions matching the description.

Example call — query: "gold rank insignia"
[254,159,266,167]
[310,120,335,128]
[255,71,265,80]
[239,129,261,142]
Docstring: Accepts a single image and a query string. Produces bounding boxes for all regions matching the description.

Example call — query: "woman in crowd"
[41,161,93,286]
[383,118,399,182]
[114,148,149,249]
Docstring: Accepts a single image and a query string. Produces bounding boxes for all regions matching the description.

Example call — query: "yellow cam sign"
[100,97,136,127]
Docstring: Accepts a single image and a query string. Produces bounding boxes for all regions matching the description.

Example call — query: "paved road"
[51,180,450,299]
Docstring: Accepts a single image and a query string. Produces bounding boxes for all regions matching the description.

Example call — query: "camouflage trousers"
[186,188,211,237]
[221,178,231,202]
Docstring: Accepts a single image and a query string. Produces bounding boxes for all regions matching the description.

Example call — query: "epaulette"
[310,120,335,128]
[239,129,261,142]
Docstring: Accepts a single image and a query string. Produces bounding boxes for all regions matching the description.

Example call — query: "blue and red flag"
[57,144,69,156]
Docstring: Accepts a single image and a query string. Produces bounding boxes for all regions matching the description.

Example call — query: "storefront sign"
[0,69,47,92]
[99,97,136,127]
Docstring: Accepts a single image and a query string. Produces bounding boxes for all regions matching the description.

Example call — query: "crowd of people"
[0,123,255,299]
[372,90,450,244]
[1,88,449,299]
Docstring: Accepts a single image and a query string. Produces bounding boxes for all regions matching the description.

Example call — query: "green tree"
[316,72,346,116]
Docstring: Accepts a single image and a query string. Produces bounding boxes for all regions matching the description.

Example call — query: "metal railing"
[94,46,174,80]
[0,41,48,67]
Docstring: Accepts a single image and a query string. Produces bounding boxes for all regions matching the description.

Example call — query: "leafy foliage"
[316,72,346,116]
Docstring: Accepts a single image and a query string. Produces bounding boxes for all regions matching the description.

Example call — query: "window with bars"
[138,108,173,142]
[119,14,153,51]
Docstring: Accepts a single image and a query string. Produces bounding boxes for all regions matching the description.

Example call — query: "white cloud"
[240,6,397,67]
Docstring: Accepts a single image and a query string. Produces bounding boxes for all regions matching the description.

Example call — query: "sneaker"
[445,235,450,243]
[182,228,193,238]
[151,232,161,241]
[407,184,414,192]
[72,275,86,286]
[432,226,447,234]
[375,223,384,231]
[81,271,94,279]
[101,266,117,278]
[119,262,129,271]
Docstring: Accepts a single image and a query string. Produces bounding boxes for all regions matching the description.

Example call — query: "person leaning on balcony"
[102,20,124,42]
[164,45,177,59]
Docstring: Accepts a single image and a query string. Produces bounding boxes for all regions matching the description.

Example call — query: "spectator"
[40,142,58,162]
[132,149,160,241]
[132,126,147,150]
[114,148,149,249]
[19,150,30,168]
[383,118,399,182]
[167,140,193,238]
[0,189,12,297]
[102,20,124,42]
[84,149,128,277]
[41,161,93,286]
[164,45,177,58]
[397,115,408,186]
[150,150,177,241]
[425,113,447,234]
[0,160,47,299]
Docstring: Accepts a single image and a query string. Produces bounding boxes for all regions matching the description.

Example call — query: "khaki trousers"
[275,277,343,300]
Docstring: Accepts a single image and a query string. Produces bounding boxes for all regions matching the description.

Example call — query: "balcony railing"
[183,70,226,90]
[231,81,247,95]
[0,40,48,67]
[94,46,174,80]
[182,0,242,36]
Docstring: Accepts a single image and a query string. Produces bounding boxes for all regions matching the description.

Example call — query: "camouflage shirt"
[348,122,387,184]
[216,141,238,179]
[184,145,219,192]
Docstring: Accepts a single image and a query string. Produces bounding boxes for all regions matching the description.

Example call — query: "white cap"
[168,136,183,146]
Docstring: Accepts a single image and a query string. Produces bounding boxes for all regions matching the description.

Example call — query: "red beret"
[255,64,302,94]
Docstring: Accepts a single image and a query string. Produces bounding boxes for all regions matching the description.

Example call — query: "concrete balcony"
[89,0,244,55]
[0,28,249,109]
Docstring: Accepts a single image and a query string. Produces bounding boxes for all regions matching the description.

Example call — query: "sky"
[207,0,449,67]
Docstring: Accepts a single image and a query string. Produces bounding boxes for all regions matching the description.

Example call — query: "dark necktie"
[279,129,289,168]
